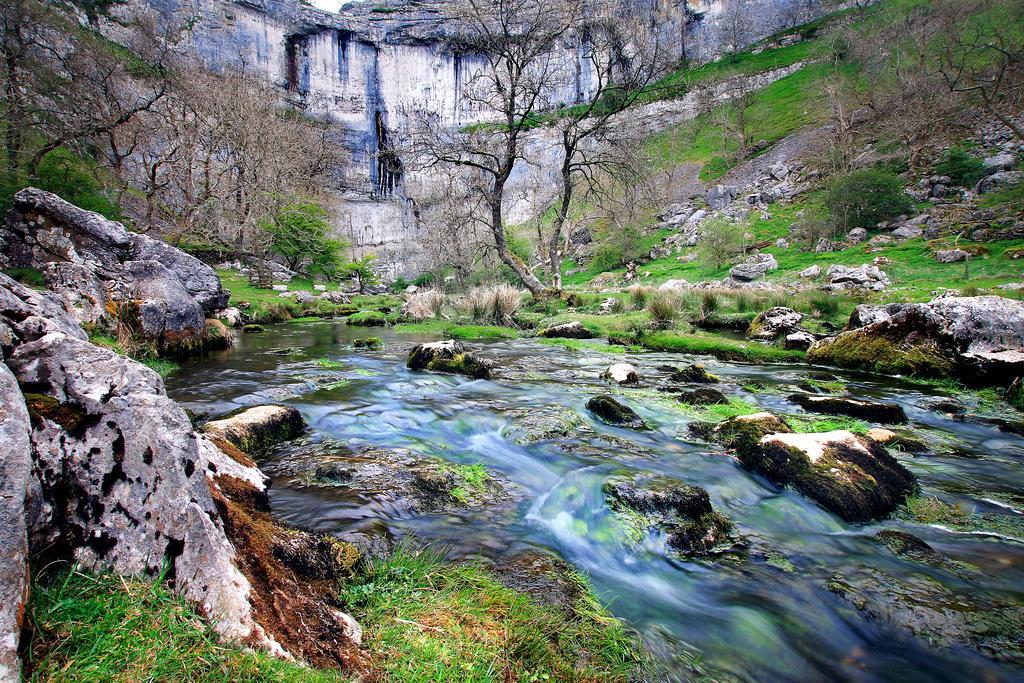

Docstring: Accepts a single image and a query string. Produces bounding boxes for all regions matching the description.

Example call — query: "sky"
[309,0,343,11]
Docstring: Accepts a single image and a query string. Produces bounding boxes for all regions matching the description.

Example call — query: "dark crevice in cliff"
[285,33,309,95]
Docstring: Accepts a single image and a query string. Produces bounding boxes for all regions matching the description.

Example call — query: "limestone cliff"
[121,0,828,275]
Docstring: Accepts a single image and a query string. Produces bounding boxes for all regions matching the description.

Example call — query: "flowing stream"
[166,320,1024,682]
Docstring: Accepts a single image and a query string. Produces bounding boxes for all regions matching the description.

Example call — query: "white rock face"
[119,0,837,276]
[759,430,868,463]
[602,363,640,385]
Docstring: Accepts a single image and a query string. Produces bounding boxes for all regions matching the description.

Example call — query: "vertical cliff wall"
[130,0,826,277]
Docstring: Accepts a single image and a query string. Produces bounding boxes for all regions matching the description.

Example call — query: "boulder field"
[0,188,230,356]
[0,273,367,680]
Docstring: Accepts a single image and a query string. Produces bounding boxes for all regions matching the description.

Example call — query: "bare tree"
[721,0,753,61]
[714,71,759,161]
[937,0,1024,140]
[413,0,581,297]
[543,6,671,290]
[0,0,171,183]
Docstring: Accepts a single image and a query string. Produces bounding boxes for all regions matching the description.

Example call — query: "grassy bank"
[27,549,644,683]
[339,546,643,682]
[27,568,346,682]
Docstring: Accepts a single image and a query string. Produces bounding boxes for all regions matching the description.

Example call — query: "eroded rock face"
[823,264,890,292]
[0,273,366,673]
[0,188,228,355]
[0,364,31,683]
[407,339,492,379]
[603,474,734,555]
[741,431,916,522]
[809,296,1024,384]
[747,307,803,340]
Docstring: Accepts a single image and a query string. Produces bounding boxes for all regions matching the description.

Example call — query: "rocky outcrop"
[822,264,890,292]
[538,321,595,339]
[407,339,492,379]
[0,272,366,675]
[729,253,778,281]
[0,188,229,356]
[740,431,916,522]
[0,364,31,682]
[603,474,734,555]
[747,307,804,340]
[808,296,1024,384]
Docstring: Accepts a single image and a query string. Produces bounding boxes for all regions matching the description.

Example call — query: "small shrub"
[492,284,523,325]
[700,290,721,317]
[699,216,746,269]
[790,214,834,246]
[627,285,655,310]
[610,297,627,314]
[825,168,913,230]
[934,147,986,187]
[403,289,445,321]
[646,289,683,327]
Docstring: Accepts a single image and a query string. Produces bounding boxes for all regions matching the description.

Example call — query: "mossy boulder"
[242,324,266,334]
[678,388,729,406]
[695,412,792,452]
[667,363,720,384]
[788,393,908,424]
[407,340,491,379]
[202,405,306,454]
[827,567,1024,663]
[346,310,388,327]
[204,318,233,351]
[866,428,928,453]
[603,474,734,555]
[586,395,648,430]
[353,337,382,350]
[809,296,1024,385]
[538,321,594,339]
[740,430,917,522]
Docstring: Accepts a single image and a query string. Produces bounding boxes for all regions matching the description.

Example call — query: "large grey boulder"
[0,364,31,682]
[823,264,890,292]
[975,170,1023,194]
[809,296,1024,384]
[706,184,738,209]
[729,253,778,281]
[1,188,229,355]
[747,307,803,340]
[132,234,229,312]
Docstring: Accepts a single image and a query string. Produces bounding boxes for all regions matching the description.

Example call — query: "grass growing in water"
[395,321,520,339]
[641,331,806,363]
[339,546,644,682]
[442,462,491,503]
[27,567,345,682]
[315,357,345,369]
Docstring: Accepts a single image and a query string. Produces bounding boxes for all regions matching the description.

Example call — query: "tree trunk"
[489,189,546,297]
[547,162,574,292]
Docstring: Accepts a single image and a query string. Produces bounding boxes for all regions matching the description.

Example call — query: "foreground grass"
[28,568,346,682]
[340,546,644,682]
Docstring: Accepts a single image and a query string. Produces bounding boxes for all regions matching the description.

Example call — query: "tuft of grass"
[789,415,869,434]
[88,333,179,378]
[677,397,761,422]
[347,310,389,327]
[442,462,491,503]
[339,546,644,682]
[898,495,973,526]
[315,357,345,369]
[27,567,346,682]
[535,337,634,354]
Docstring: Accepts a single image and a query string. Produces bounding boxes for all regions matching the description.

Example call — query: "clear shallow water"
[166,320,1024,682]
